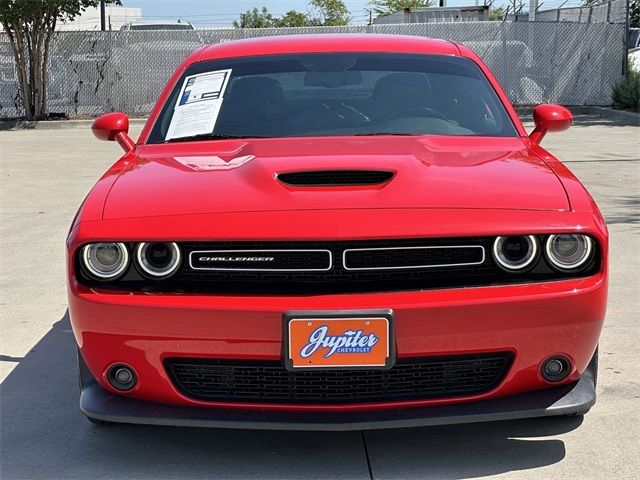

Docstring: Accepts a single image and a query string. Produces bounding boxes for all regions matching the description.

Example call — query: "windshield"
[148,53,517,143]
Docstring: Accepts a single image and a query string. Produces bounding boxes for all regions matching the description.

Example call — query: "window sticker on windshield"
[165,69,232,141]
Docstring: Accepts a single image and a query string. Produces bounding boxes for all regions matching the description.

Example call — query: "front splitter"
[80,369,595,431]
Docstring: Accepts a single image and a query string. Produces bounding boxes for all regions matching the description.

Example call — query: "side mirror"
[529,104,572,145]
[92,112,135,153]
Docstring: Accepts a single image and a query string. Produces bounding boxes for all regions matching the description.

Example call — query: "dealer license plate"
[284,311,393,370]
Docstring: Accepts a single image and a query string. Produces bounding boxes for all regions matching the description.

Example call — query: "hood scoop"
[277,170,395,187]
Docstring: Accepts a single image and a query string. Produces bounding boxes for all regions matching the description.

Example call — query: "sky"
[121,0,584,27]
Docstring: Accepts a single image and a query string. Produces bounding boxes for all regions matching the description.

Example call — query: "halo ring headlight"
[492,235,539,272]
[82,242,129,280]
[545,234,593,271]
[135,242,181,278]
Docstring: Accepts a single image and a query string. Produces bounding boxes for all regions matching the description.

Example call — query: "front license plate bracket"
[283,310,395,371]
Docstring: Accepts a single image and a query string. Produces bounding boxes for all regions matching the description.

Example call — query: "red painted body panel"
[102,137,569,220]
[69,272,606,411]
[68,35,608,419]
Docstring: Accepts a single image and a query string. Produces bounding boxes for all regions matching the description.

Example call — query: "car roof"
[130,20,191,26]
[192,34,461,64]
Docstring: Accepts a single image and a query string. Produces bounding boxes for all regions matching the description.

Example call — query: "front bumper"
[79,357,596,430]
[69,270,606,409]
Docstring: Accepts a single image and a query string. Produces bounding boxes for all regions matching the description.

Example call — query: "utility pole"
[100,0,106,31]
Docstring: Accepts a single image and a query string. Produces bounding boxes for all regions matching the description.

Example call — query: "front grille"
[76,237,599,294]
[344,245,484,270]
[277,170,394,186]
[173,238,498,294]
[166,353,513,404]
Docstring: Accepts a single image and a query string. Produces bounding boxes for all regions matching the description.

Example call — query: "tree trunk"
[3,24,33,119]
[1,10,57,121]
[41,17,57,118]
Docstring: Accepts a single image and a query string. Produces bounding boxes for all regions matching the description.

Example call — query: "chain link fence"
[532,0,627,24]
[0,0,627,118]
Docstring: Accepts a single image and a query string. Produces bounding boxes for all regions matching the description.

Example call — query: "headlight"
[492,235,538,271]
[81,243,129,280]
[135,242,181,278]
[545,234,593,271]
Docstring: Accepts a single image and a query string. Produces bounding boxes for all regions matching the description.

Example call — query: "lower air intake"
[166,352,513,404]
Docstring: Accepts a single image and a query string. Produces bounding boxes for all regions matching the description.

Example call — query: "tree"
[275,10,313,27]
[234,2,350,29]
[0,0,120,120]
[232,7,276,28]
[489,6,505,21]
[309,0,350,26]
[369,0,433,18]
[631,0,639,28]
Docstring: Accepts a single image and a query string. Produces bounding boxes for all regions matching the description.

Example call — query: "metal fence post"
[623,0,629,76]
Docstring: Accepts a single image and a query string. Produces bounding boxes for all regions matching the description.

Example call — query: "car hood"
[102,136,569,220]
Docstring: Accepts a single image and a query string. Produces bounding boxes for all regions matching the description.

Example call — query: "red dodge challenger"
[68,34,607,430]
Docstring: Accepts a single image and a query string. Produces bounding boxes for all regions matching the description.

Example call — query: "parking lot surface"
[1,112,639,479]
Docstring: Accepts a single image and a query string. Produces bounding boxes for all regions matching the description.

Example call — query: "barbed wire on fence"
[513,0,627,23]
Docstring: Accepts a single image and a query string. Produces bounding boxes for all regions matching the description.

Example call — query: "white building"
[373,5,490,24]
[58,6,142,31]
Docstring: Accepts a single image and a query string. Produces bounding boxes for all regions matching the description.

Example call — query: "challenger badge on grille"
[189,249,332,271]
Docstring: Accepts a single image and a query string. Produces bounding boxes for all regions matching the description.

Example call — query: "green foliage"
[489,6,505,21]
[276,10,313,27]
[369,0,433,18]
[232,7,276,28]
[0,0,119,24]
[612,61,640,112]
[233,1,350,29]
[631,0,639,28]
[309,0,350,26]
[0,0,120,120]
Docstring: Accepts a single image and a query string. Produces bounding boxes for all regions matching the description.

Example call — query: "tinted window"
[148,53,517,143]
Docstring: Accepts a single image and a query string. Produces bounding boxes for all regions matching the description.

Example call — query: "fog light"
[115,368,132,384]
[107,364,137,391]
[541,356,571,382]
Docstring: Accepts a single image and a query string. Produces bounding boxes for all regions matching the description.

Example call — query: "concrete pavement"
[0,112,638,479]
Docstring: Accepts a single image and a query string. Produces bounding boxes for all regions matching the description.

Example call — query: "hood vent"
[277,170,394,187]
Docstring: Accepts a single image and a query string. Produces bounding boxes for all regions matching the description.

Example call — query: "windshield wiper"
[163,133,269,143]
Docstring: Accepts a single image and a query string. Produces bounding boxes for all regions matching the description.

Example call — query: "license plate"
[284,310,394,370]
